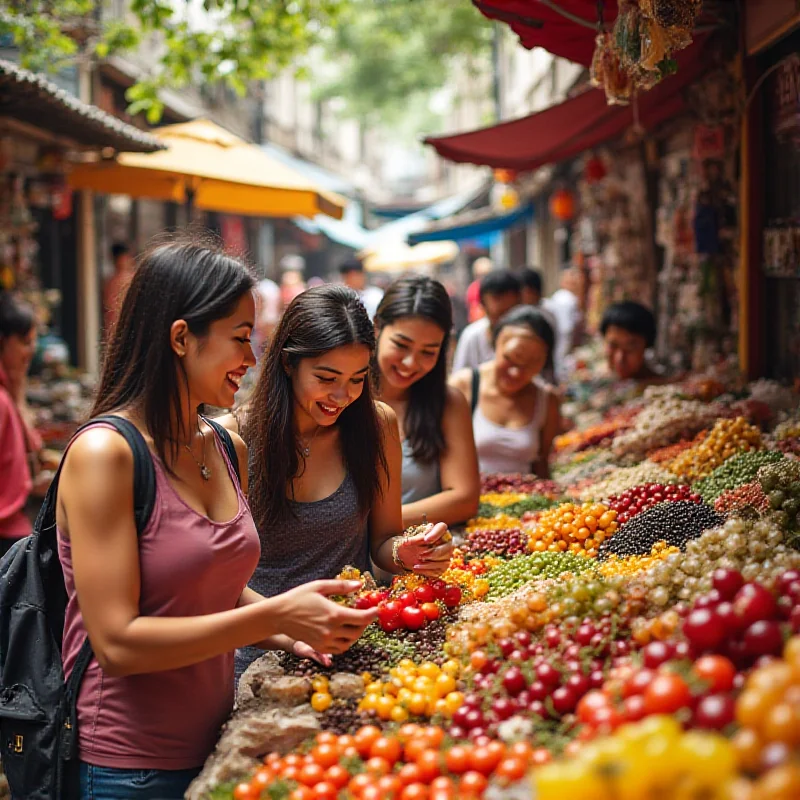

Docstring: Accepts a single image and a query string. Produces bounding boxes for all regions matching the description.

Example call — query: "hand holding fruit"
[396,522,453,577]
[272,580,379,655]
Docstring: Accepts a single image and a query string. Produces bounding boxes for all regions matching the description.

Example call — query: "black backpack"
[0,414,239,799]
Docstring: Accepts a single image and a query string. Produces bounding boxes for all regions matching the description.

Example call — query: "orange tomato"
[398,723,423,742]
[508,741,533,763]
[531,748,552,766]
[400,782,430,800]
[354,725,382,758]
[325,764,350,790]
[282,765,302,783]
[289,787,315,800]
[371,736,402,764]
[431,776,455,791]
[415,749,442,783]
[284,754,304,768]
[404,737,429,763]
[361,786,384,800]
[264,751,281,766]
[316,731,339,745]
[377,774,403,796]
[445,745,472,774]
[470,742,504,775]
[348,773,372,796]
[298,762,326,787]
[311,743,340,769]
[460,771,489,797]
[338,734,356,751]
[469,651,488,671]
[311,781,338,800]
[250,768,273,790]
[233,784,254,800]
[421,726,445,749]
[365,757,392,777]
[495,757,528,783]
[397,762,423,786]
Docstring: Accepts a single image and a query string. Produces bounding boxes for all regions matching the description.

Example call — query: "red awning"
[424,41,706,171]
[474,1,617,66]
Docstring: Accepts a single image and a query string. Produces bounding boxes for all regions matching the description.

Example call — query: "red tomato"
[401,605,427,631]
[430,579,448,600]
[445,745,472,775]
[371,736,402,765]
[311,743,340,769]
[400,783,430,800]
[397,763,423,786]
[233,784,255,800]
[378,601,404,626]
[377,774,404,796]
[365,757,392,777]
[691,655,737,693]
[354,725,383,758]
[361,786,384,800]
[325,765,350,789]
[469,742,504,776]
[298,762,325,786]
[311,782,338,800]
[442,585,462,608]
[576,690,611,724]
[421,602,441,622]
[495,757,528,783]
[398,591,419,608]
[421,726,445,749]
[415,750,442,783]
[414,584,437,605]
[643,673,692,715]
[289,787,315,800]
[460,771,489,797]
[348,774,372,796]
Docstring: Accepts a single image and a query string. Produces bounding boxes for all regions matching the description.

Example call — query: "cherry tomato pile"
[606,482,701,524]
[374,581,462,634]
[231,724,545,800]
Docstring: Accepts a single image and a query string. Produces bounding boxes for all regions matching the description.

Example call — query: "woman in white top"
[450,306,560,478]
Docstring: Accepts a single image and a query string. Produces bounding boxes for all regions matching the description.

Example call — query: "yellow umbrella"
[360,241,459,273]
[68,119,345,219]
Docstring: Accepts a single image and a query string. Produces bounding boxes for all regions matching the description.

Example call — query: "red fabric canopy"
[474,1,617,66]
[423,42,706,171]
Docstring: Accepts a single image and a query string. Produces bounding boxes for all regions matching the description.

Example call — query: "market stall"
[192,373,800,800]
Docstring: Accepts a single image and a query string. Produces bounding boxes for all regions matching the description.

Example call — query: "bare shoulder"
[375,401,400,436]
[445,384,471,415]
[215,412,239,434]
[62,426,135,477]
[449,368,472,391]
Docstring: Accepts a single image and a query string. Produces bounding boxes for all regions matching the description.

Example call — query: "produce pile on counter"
[194,381,800,800]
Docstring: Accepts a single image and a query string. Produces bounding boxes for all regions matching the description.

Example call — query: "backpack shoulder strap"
[89,416,156,537]
[470,368,480,416]
[203,417,241,485]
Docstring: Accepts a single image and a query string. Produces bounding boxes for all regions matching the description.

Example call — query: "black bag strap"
[203,416,241,485]
[470,368,480,415]
[60,416,156,743]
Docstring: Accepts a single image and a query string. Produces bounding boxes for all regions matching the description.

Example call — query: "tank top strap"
[532,378,550,432]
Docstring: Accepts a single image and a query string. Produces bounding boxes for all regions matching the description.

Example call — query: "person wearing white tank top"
[450,306,560,478]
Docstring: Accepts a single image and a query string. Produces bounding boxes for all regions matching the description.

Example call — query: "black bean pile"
[324,698,373,735]
[277,641,394,678]
[597,500,723,559]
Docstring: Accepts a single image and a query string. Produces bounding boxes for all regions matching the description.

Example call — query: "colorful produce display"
[201,381,800,800]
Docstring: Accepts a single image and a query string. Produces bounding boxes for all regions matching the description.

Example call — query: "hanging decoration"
[591,0,702,105]
[550,188,576,222]
[493,168,518,184]
[585,155,609,184]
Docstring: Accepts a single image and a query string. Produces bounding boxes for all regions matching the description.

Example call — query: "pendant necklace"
[184,420,211,480]
[298,425,322,457]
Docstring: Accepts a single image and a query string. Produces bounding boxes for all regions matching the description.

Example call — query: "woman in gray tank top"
[373,277,480,528]
[224,286,454,680]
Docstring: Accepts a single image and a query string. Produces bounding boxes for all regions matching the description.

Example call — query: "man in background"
[103,242,135,334]
[452,269,521,372]
[542,267,584,384]
[340,258,383,319]
[465,257,494,323]
[519,267,544,306]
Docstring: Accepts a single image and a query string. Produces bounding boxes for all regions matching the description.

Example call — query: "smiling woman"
[227,285,454,682]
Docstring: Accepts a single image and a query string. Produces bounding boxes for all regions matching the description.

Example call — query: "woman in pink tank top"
[56,238,377,800]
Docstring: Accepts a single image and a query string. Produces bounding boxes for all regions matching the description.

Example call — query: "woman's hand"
[397,522,454,578]
[272,580,378,655]
[291,640,332,668]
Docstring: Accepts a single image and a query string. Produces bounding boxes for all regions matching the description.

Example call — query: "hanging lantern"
[585,156,608,184]
[549,189,576,222]
[493,168,518,184]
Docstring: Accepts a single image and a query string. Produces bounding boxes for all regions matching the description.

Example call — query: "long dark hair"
[0,292,35,340]
[374,276,452,464]
[91,236,255,470]
[245,285,387,530]
[493,305,555,372]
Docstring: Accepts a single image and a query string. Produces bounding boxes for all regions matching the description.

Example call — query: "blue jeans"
[79,762,202,799]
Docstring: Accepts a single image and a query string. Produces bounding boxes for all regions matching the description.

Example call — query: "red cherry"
[711,569,745,601]
[742,619,784,658]
[694,694,736,730]
[734,583,778,627]
[414,584,436,605]
[683,608,726,651]
[502,667,527,697]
